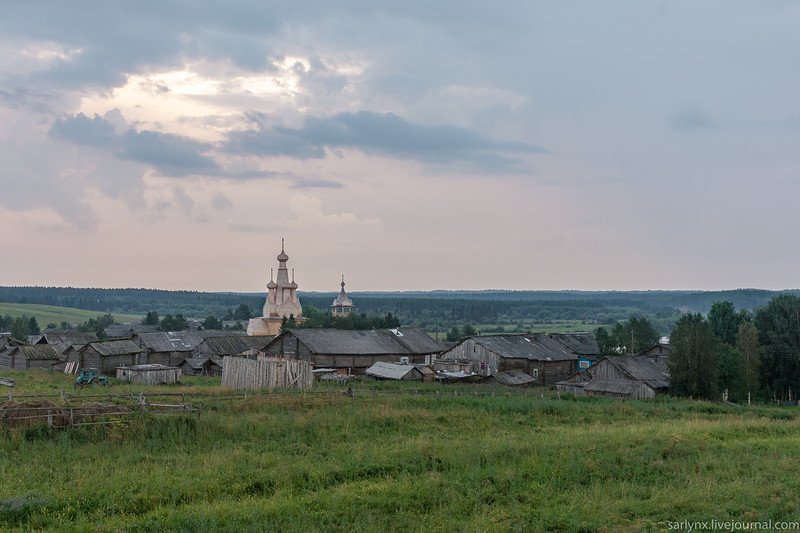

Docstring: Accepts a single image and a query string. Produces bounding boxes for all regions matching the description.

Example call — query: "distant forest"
[1,286,796,334]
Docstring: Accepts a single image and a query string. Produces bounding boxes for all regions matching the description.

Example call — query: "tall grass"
[1,371,799,530]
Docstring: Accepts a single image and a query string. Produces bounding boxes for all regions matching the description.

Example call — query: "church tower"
[331,275,355,317]
[247,239,305,336]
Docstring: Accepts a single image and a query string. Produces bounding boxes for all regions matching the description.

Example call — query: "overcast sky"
[1,1,799,292]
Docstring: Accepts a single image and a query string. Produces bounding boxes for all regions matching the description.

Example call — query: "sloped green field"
[0,302,142,328]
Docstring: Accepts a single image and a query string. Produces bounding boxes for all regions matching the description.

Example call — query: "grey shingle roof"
[196,336,273,356]
[584,379,649,395]
[180,355,223,370]
[472,334,578,362]
[549,333,600,356]
[605,356,670,390]
[136,330,241,352]
[84,339,143,356]
[36,331,98,353]
[11,345,62,360]
[284,327,443,355]
[493,370,536,386]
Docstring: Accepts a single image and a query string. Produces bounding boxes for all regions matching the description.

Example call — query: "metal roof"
[470,334,578,362]
[365,361,421,380]
[279,327,443,356]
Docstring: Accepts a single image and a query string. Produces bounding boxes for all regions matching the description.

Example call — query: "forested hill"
[0,286,796,330]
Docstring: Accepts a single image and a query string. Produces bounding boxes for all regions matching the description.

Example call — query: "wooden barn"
[65,339,143,373]
[580,355,670,399]
[133,330,239,366]
[4,345,62,370]
[637,343,671,360]
[193,335,273,359]
[116,364,182,385]
[437,333,579,385]
[263,327,445,374]
[365,361,424,381]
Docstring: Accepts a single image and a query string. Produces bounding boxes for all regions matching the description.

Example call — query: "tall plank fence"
[221,356,313,390]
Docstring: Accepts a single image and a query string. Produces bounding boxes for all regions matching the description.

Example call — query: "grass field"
[2,370,800,531]
[0,302,142,328]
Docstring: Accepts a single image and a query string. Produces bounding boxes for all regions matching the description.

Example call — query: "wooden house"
[579,355,669,399]
[437,333,579,385]
[66,339,143,373]
[263,327,445,374]
[5,345,62,370]
[365,361,423,381]
[0,335,28,368]
[33,330,98,355]
[134,330,242,365]
[116,364,182,385]
[637,343,671,360]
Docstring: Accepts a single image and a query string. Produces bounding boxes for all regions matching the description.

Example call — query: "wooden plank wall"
[221,356,313,390]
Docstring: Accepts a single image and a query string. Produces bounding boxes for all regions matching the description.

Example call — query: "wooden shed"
[116,364,182,385]
[0,336,28,368]
[574,355,670,399]
[5,345,62,370]
[179,355,223,376]
[365,361,424,381]
[67,339,143,373]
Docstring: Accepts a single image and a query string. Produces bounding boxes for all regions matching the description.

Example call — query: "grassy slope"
[0,302,142,327]
[1,371,799,531]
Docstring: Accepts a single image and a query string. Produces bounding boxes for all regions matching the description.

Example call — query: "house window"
[579,360,590,369]
[532,368,539,379]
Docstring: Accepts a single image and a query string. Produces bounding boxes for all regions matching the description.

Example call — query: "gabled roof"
[365,362,421,380]
[83,339,142,356]
[196,336,272,356]
[549,333,600,356]
[135,330,240,352]
[468,334,578,362]
[10,344,62,360]
[104,324,158,338]
[35,331,98,348]
[604,356,670,390]
[278,327,443,355]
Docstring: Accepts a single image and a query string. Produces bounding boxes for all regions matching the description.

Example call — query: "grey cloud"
[225,111,547,172]
[291,178,344,189]
[172,186,194,215]
[50,112,219,176]
[671,104,716,130]
[211,191,234,210]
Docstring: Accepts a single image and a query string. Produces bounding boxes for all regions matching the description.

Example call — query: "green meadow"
[1,370,799,531]
[0,303,142,329]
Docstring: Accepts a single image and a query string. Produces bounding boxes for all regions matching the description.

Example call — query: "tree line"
[668,296,800,403]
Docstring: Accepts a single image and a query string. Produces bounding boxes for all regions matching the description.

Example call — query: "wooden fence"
[222,356,313,390]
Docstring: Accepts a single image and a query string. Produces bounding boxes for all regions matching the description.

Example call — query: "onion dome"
[277,238,289,262]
